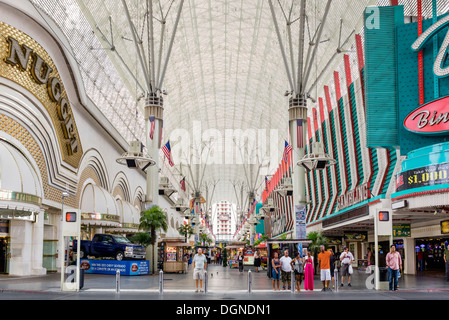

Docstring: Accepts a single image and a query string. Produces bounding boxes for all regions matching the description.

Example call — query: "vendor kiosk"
[256,242,268,269]
[266,239,311,279]
[224,243,245,268]
[161,241,189,273]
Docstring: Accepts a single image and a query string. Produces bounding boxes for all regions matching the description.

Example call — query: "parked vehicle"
[74,234,146,261]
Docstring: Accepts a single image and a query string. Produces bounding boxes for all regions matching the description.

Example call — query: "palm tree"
[199,233,212,246]
[178,224,194,244]
[130,232,152,247]
[139,205,168,274]
[307,231,329,274]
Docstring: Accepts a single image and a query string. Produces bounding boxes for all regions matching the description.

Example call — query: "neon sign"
[412,14,449,78]
[404,96,449,134]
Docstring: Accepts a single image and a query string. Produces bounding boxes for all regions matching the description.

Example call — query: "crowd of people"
[184,243,430,293]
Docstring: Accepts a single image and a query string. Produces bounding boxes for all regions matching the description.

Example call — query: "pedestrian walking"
[280,249,293,290]
[318,245,332,291]
[238,252,244,272]
[340,246,354,287]
[254,250,261,272]
[271,252,281,291]
[367,247,375,267]
[291,251,304,292]
[386,244,402,291]
[417,249,424,272]
[304,251,314,291]
[444,243,449,282]
[192,248,208,292]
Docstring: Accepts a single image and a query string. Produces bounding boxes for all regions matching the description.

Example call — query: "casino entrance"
[414,237,449,274]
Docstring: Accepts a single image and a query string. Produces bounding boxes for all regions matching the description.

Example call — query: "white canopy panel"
[28,0,449,207]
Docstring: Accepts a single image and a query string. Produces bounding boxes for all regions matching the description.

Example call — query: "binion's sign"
[405,14,449,135]
[404,96,449,135]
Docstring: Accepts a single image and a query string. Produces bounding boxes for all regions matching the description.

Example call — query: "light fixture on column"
[274,177,293,197]
[297,142,336,172]
[171,197,190,212]
[159,177,177,197]
[116,141,156,171]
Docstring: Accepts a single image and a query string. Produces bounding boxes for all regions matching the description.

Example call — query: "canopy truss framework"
[27,0,449,226]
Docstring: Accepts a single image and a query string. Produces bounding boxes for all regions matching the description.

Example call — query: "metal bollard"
[248,270,252,293]
[159,269,164,294]
[334,268,339,292]
[204,270,208,293]
[291,271,295,293]
[116,270,120,293]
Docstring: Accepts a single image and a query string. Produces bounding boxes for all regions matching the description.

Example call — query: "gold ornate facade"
[0,22,83,169]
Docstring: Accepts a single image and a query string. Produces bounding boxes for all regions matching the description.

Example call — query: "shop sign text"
[404,96,449,135]
[4,36,79,156]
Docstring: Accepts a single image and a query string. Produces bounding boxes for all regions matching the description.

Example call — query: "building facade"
[0,1,184,276]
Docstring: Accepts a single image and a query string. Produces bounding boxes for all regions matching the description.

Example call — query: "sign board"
[344,232,367,242]
[80,259,149,275]
[441,220,449,234]
[295,205,307,239]
[404,96,449,135]
[393,224,411,237]
[337,183,370,211]
[396,12,449,155]
[396,162,449,192]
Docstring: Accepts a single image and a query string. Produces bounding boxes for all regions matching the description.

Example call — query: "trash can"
[379,267,388,282]
[378,267,389,290]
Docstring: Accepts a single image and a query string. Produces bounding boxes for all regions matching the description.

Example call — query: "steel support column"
[289,97,308,238]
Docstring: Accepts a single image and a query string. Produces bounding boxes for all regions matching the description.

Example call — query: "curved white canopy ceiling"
[28,0,449,207]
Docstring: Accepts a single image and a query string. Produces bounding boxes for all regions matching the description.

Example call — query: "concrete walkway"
[0,264,448,300]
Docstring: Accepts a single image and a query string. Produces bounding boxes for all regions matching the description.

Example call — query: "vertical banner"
[295,205,307,239]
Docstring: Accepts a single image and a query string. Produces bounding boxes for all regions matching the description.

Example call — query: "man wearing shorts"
[318,245,332,291]
[280,249,292,290]
[192,248,208,292]
[340,246,354,287]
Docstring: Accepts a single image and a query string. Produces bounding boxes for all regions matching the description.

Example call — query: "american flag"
[251,198,256,213]
[180,177,186,192]
[159,120,164,148]
[265,176,270,190]
[162,140,174,166]
[297,119,304,148]
[283,140,292,163]
[149,116,155,140]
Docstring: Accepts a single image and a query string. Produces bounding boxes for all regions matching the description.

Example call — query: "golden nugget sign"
[0,23,82,167]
